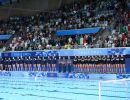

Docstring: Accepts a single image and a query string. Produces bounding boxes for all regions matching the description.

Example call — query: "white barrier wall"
[1,71,129,80]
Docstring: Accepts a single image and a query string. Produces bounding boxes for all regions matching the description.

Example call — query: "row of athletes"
[0,55,126,73]
[73,55,126,74]
[0,56,73,73]
[0,56,57,71]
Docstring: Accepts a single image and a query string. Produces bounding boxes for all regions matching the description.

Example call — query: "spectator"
[0,0,128,50]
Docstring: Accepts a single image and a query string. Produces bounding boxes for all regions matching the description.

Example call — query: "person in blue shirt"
[0,58,3,71]
[47,56,52,72]
[85,56,89,74]
[27,56,31,71]
[28,56,32,71]
[58,56,62,73]
[62,57,66,73]
[23,57,27,71]
[2,58,5,71]
[77,56,81,73]
[3,57,7,71]
[110,55,114,74]
[120,55,125,74]
[15,57,20,71]
[67,56,72,73]
[81,56,85,73]
[37,56,41,71]
[115,55,120,74]
[106,56,110,73]
[73,56,77,73]
[41,56,46,71]
[29,56,33,71]
[31,57,34,71]
[6,57,9,71]
[11,57,16,71]
[102,56,107,74]
[19,56,23,71]
[8,57,12,71]
[33,57,37,71]
[99,56,104,74]
[52,56,57,72]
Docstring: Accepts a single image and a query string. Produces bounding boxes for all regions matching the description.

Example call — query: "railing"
[3,44,130,52]
[1,47,130,56]
[3,44,102,52]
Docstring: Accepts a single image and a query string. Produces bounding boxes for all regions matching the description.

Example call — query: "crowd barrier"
[0,71,130,80]
[1,47,130,57]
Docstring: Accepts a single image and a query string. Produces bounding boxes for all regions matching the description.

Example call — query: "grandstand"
[0,0,129,51]
[0,0,130,100]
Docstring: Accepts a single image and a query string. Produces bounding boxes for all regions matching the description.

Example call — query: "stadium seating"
[0,0,129,51]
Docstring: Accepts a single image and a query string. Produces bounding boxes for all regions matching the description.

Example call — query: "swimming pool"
[0,75,130,100]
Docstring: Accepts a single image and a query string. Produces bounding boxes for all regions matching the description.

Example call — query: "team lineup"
[0,55,126,74]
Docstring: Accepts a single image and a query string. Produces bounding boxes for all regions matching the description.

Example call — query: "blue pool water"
[0,76,130,100]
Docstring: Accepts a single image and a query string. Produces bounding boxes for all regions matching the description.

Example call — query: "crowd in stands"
[0,0,129,51]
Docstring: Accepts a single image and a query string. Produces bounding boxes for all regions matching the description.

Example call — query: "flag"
[120,26,128,35]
